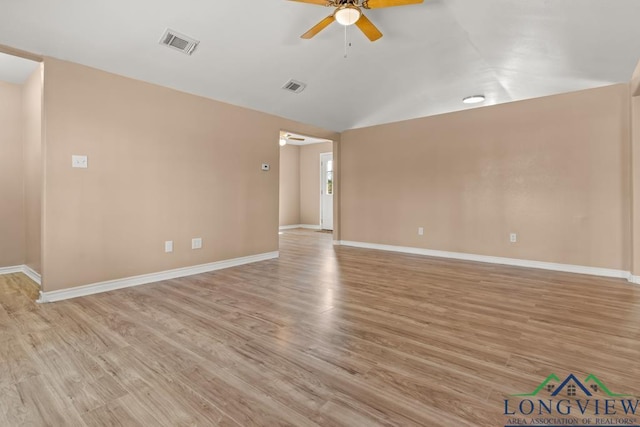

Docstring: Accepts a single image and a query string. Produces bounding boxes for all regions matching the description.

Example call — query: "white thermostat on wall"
[261,163,270,171]
[72,155,88,169]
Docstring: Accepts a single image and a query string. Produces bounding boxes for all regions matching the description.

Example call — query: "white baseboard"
[300,224,322,230]
[22,266,41,285]
[0,265,23,275]
[37,251,279,303]
[279,224,301,230]
[0,265,42,286]
[339,240,632,280]
[279,224,322,230]
[629,275,640,285]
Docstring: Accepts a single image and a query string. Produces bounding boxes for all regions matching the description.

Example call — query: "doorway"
[278,131,333,233]
[320,152,333,231]
[0,50,43,294]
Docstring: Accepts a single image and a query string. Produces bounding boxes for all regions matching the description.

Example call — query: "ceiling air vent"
[282,79,307,94]
[159,29,199,55]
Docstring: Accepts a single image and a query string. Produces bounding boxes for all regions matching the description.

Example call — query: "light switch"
[72,155,88,168]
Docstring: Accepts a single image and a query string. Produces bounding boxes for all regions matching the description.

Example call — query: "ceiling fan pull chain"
[343,25,353,58]
[344,25,348,58]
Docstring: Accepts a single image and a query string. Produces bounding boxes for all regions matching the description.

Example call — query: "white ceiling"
[0,52,39,84]
[1,0,639,131]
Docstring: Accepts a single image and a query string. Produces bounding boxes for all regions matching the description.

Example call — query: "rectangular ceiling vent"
[282,79,307,94]
[159,29,199,55]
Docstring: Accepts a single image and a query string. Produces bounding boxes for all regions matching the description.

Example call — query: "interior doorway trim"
[319,151,333,231]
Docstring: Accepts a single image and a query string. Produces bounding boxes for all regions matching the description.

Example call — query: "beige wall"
[632,90,640,274]
[300,141,333,226]
[23,65,43,274]
[632,60,640,274]
[279,144,300,226]
[41,57,338,292]
[23,56,638,290]
[0,80,25,267]
[340,84,631,270]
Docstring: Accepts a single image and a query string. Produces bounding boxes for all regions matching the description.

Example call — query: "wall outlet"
[510,233,517,243]
[192,238,203,249]
[164,241,173,253]
[72,155,88,168]
[418,227,424,236]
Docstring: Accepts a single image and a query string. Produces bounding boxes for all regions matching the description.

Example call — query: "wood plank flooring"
[1,229,640,426]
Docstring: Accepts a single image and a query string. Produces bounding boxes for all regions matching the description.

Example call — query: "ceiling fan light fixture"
[463,95,486,104]
[335,5,362,26]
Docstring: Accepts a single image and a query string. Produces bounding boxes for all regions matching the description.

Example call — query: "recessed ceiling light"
[463,95,485,104]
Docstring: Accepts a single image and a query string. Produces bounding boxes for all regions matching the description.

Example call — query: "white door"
[320,153,333,230]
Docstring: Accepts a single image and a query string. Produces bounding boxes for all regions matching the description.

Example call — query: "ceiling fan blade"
[288,0,332,6]
[364,0,423,8]
[301,15,336,39]
[355,14,383,42]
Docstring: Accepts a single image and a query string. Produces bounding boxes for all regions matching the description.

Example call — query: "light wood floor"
[2,229,640,426]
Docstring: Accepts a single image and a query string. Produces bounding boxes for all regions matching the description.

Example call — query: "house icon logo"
[504,373,639,427]
[512,373,631,398]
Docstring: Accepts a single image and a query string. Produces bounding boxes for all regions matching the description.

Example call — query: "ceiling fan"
[280,133,306,146]
[289,0,424,42]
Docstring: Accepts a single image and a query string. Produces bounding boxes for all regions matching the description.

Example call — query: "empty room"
[1,1,640,426]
